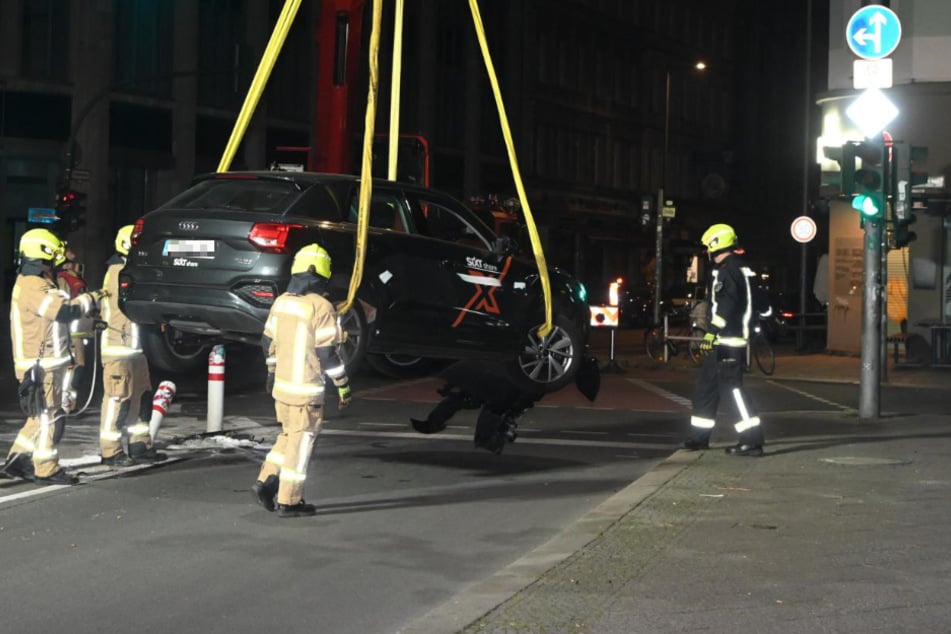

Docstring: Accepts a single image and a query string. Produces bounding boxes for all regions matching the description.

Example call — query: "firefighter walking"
[682,223,765,457]
[98,225,165,465]
[252,243,351,518]
[4,229,105,484]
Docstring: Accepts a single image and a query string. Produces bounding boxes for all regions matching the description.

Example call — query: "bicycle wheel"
[751,333,775,375]
[644,326,666,361]
[687,327,706,365]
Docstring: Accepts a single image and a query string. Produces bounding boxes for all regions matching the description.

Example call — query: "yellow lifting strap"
[216,0,302,173]
[468,0,553,337]
[387,0,405,182]
[338,0,383,315]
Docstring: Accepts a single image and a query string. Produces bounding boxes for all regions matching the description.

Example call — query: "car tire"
[365,353,434,378]
[508,312,583,393]
[142,326,212,374]
[336,301,367,375]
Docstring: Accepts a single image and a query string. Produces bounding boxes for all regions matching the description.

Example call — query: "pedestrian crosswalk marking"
[765,380,855,413]
[626,378,692,408]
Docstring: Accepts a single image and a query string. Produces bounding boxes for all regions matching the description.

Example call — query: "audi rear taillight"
[131,217,145,246]
[248,222,301,253]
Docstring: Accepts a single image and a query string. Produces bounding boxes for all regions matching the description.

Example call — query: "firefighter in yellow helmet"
[98,225,165,466]
[682,223,765,456]
[3,228,106,484]
[252,243,351,518]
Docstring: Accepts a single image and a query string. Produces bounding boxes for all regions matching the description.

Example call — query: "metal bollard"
[149,380,177,442]
[207,345,225,433]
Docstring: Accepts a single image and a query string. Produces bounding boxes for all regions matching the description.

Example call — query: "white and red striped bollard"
[207,344,225,433]
[149,380,176,442]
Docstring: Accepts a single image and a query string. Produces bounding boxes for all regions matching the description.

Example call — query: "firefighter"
[3,228,106,484]
[98,225,165,465]
[56,249,95,409]
[682,223,765,457]
[252,243,351,518]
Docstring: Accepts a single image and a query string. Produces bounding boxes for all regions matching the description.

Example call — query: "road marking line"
[626,378,692,408]
[765,380,855,412]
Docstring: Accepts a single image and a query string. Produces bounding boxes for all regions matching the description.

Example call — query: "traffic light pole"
[859,218,883,419]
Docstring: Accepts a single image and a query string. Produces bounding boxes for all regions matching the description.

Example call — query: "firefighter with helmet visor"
[98,224,166,466]
[682,223,765,457]
[3,229,107,484]
[252,243,351,518]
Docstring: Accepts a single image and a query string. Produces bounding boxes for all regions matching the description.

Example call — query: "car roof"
[193,171,435,196]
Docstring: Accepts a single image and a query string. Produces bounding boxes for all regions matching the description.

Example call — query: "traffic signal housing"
[54,188,87,232]
[851,141,886,220]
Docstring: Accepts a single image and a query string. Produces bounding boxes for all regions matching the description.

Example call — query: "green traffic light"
[852,193,883,217]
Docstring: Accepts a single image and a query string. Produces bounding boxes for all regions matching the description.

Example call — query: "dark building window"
[197,0,244,110]
[110,102,172,152]
[20,0,69,80]
[112,0,174,96]
[1,91,71,141]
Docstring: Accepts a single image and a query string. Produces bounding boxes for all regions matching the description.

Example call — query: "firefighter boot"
[35,469,79,485]
[252,475,279,512]
[2,453,36,481]
[101,451,136,467]
[277,500,317,518]
[129,441,167,463]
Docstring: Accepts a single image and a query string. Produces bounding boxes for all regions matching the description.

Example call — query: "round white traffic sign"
[790,216,817,243]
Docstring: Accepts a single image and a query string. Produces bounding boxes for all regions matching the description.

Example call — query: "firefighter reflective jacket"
[10,274,96,379]
[707,252,757,348]
[264,292,342,406]
[100,259,142,360]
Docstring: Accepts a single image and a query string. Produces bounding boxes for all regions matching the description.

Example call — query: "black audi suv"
[119,171,591,391]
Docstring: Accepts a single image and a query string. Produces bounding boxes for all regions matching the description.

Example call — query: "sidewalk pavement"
[404,335,951,633]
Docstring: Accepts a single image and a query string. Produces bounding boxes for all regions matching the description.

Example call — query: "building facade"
[819,0,951,359]
[1,0,808,307]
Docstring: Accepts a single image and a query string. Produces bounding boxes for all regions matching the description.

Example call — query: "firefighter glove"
[699,332,716,354]
[90,288,110,305]
[338,385,352,410]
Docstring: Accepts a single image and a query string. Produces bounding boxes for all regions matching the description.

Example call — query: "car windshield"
[160,178,302,214]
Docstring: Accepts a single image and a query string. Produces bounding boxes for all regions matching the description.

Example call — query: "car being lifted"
[119,171,592,392]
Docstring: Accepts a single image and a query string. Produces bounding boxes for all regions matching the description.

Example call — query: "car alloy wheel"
[515,317,579,391]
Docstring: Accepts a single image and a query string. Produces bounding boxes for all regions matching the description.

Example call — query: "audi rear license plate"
[164,239,215,266]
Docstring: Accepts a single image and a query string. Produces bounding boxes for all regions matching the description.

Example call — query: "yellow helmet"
[700,223,737,253]
[291,243,332,278]
[20,228,66,265]
[115,224,135,256]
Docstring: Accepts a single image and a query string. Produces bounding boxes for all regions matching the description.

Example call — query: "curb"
[398,450,702,634]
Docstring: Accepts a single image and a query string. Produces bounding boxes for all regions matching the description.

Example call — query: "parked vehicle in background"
[119,171,592,392]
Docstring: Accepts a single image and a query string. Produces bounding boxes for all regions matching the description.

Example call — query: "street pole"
[798,0,812,352]
[653,70,671,326]
[860,216,883,419]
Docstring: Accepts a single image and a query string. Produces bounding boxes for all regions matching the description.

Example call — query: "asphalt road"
[2,345,949,633]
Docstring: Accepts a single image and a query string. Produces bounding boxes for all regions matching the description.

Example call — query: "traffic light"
[54,188,87,232]
[894,208,917,248]
[851,141,886,220]
[821,143,857,196]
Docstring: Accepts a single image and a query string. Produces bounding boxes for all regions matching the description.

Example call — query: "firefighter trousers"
[258,401,322,505]
[100,356,153,458]
[8,369,65,478]
[687,345,764,446]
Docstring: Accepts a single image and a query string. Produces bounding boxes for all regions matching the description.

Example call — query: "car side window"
[348,193,411,233]
[414,198,491,250]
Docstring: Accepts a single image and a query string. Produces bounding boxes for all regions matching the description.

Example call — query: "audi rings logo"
[178,221,200,231]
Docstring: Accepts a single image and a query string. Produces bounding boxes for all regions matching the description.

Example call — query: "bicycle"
[644,301,707,365]
[746,320,775,375]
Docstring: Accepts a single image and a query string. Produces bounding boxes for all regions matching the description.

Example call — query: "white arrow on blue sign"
[846,6,902,60]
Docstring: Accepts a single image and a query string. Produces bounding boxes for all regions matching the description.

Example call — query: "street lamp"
[653,60,707,325]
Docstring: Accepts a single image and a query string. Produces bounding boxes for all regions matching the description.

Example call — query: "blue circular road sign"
[847,6,902,60]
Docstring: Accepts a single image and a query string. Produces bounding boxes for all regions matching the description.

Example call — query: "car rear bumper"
[121,284,268,336]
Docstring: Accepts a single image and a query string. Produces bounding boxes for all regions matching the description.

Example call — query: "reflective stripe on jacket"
[264,292,342,406]
[100,261,143,360]
[11,275,82,378]
[707,254,756,345]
